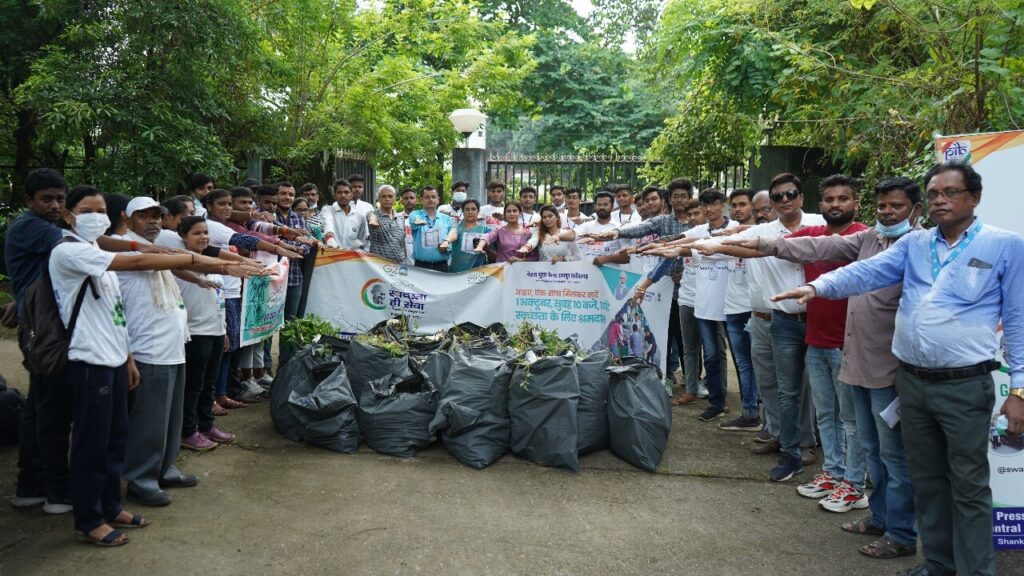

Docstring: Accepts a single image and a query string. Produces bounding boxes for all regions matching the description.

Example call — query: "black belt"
[773,310,807,323]
[899,360,1001,381]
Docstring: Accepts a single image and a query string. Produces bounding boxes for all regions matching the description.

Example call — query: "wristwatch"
[1010,388,1024,401]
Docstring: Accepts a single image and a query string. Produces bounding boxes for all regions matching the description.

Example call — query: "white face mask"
[73,212,111,243]
[452,191,467,203]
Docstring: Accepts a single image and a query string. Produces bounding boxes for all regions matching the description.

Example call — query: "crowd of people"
[4,161,1022,576]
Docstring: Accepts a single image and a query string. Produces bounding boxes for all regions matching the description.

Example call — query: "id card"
[462,232,484,253]
[422,228,440,248]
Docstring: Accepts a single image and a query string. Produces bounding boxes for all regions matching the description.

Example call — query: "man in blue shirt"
[4,168,70,513]
[775,161,1024,576]
[408,186,456,272]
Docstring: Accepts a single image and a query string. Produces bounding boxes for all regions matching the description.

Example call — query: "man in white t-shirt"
[695,174,826,483]
[574,192,622,263]
[346,174,375,218]
[610,184,642,226]
[480,181,507,226]
[517,186,542,228]
[118,197,195,506]
[683,189,736,423]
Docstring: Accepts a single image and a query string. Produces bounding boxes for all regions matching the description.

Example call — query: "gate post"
[453,148,487,204]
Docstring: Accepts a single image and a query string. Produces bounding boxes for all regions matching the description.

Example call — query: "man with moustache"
[775,162,1024,576]
[727,177,923,560]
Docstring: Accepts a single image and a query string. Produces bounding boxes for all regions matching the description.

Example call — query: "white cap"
[125,197,166,217]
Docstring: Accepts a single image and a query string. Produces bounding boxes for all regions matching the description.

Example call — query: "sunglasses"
[769,189,801,203]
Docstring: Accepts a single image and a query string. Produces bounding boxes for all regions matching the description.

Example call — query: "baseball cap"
[125,196,167,217]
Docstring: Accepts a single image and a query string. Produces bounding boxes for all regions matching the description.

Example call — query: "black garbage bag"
[346,339,415,400]
[413,350,452,394]
[428,347,512,469]
[270,347,344,443]
[286,362,359,453]
[357,373,437,458]
[318,334,351,361]
[606,357,672,473]
[447,322,508,352]
[508,354,580,473]
[576,350,613,455]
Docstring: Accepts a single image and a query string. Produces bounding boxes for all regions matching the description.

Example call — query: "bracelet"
[221,264,227,275]
[191,253,195,265]
[281,226,289,235]
[130,240,138,251]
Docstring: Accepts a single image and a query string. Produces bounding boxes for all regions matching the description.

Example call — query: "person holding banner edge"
[773,161,1024,576]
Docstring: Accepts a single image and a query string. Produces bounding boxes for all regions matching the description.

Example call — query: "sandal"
[81,527,129,547]
[858,536,917,559]
[109,512,150,529]
[841,515,885,536]
[212,401,228,416]
[216,395,246,409]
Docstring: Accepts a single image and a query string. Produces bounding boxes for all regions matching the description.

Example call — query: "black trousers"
[68,360,128,533]
[15,371,72,501]
[183,335,224,435]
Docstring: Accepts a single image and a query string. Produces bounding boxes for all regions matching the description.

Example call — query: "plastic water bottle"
[994,414,1009,436]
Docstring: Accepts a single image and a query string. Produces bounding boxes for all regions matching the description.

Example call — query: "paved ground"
[0,337,1020,576]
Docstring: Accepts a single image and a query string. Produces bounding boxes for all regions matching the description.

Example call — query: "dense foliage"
[643,0,1024,182]
[1,0,534,194]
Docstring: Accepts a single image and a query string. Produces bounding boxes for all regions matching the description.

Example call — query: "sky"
[571,0,594,16]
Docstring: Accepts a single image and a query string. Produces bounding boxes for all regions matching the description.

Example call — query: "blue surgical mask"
[875,218,912,238]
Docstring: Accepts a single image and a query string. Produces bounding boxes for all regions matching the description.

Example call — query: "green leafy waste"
[354,332,408,358]
[279,314,338,347]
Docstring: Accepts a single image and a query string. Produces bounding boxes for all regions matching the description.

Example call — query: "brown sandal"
[858,536,917,559]
[672,393,698,406]
[841,515,885,536]
[216,395,246,409]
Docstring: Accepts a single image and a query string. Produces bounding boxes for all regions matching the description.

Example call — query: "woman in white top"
[53,187,249,547]
[176,216,235,451]
[521,205,581,263]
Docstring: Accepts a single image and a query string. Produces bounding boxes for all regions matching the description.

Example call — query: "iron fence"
[486,154,662,202]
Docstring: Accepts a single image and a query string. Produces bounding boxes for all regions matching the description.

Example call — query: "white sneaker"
[257,374,274,389]
[242,378,265,397]
[696,380,709,399]
[43,500,73,514]
[10,495,45,508]
[819,480,869,513]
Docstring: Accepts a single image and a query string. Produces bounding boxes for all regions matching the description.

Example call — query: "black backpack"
[0,376,22,446]
[17,237,98,379]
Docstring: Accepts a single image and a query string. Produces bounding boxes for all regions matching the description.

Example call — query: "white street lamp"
[448,108,487,138]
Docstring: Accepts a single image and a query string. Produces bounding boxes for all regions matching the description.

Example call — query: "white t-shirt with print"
[49,234,130,367]
[687,220,739,321]
[574,220,622,259]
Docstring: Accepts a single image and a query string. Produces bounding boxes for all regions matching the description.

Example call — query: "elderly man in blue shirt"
[774,161,1024,576]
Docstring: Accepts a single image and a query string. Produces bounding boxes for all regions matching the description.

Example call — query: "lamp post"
[448,108,487,204]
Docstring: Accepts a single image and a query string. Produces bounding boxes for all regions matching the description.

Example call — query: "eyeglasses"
[755,206,773,214]
[925,188,970,202]
[769,189,801,203]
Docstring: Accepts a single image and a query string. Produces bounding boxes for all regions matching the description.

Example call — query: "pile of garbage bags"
[270,320,672,473]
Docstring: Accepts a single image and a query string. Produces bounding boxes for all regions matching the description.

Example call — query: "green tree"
[645,0,1024,182]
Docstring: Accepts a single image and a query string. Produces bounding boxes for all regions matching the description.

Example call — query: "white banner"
[305,250,674,373]
[239,258,289,347]
[936,130,1024,549]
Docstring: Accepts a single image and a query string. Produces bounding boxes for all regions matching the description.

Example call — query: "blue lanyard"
[930,219,982,280]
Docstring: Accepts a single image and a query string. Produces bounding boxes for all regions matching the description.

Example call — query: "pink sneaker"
[181,431,217,451]
[200,426,236,444]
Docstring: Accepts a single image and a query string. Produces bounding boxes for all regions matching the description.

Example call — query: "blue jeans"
[806,346,846,479]
[771,313,807,460]
[850,384,917,547]
[837,379,867,489]
[696,318,727,411]
[725,313,758,417]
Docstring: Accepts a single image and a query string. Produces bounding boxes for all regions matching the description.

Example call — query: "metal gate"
[486,154,661,201]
